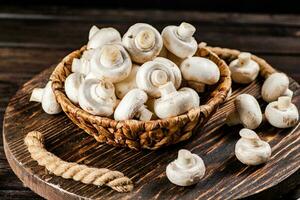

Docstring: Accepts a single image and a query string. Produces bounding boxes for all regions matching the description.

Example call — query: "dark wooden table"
[0,5,299,199]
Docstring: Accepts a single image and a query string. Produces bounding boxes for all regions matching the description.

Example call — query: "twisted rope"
[24,131,133,192]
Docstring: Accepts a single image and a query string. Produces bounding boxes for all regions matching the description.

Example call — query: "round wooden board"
[3,66,300,200]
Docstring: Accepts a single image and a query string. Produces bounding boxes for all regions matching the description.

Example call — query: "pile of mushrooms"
[31,22,223,121]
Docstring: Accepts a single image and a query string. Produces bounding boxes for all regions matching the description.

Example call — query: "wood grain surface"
[3,63,300,199]
[0,6,300,199]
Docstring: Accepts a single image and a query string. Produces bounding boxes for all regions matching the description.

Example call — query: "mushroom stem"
[30,88,44,102]
[89,25,100,40]
[177,22,196,40]
[278,96,292,111]
[137,105,153,121]
[92,84,112,100]
[176,149,193,167]
[237,52,251,66]
[159,82,177,98]
[135,29,155,51]
[239,128,262,146]
[100,46,123,67]
[151,70,168,86]
[226,111,241,126]
[283,88,293,98]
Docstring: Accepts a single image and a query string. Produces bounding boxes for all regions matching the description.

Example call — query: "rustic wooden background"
[0,2,300,199]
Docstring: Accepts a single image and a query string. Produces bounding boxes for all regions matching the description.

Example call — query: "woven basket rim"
[50,44,232,130]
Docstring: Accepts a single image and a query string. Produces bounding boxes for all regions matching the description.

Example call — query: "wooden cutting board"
[3,66,300,200]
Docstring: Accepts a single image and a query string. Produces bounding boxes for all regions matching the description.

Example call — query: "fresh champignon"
[235,128,271,165]
[136,57,182,98]
[229,52,259,84]
[265,96,299,128]
[78,78,117,116]
[90,44,132,83]
[122,23,163,64]
[180,56,220,92]
[166,149,205,186]
[87,26,121,49]
[64,73,85,104]
[162,22,197,59]
[154,82,199,119]
[226,94,262,129]
[114,64,139,99]
[114,88,153,121]
[261,72,293,102]
[30,81,62,114]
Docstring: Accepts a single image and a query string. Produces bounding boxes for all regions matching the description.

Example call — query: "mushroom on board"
[261,72,293,102]
[90,44,132,83]
[122,23,163,64]
[136,57,182,98]
[235,128,271,165]
[78,78,117,116]
[114,64,139,99]
[166,149,206,186]
[180,56,220,92]
[30,81,62,114]
[162,22,198,59]
[265,96,299,128]
[229,52,259,84]
[154,82,199,119]
[114,88,153,121]
[226,94,263,129]
[87,26,121,49]
[65,73,85,104]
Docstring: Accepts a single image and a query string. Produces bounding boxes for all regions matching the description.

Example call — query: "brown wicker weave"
[206,46,276,79]
[50,45,232,150]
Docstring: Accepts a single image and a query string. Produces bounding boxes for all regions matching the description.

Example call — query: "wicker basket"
[50,45,232,150]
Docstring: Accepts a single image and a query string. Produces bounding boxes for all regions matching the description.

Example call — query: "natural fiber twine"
[50,45,232,150]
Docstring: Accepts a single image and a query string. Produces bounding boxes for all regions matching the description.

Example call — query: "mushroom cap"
[180,56,220,85]
[136,57,182,98]
[235,94,262,129]
[154,82,199,119]
[235,128,271,165]
[122,23,163,63]
[229,52,259,84]
[65,73,85,104]
[114,88,149,121]
[88,25,100,40]
[114,64,139,99]
[166,149,205,186]
[162,22,197,59]
[265,99,299,128]
[261,73,290,102]
[42,81,62,114]
[78,78,117,116]
[87,27,121,49]
[90,44,132,83]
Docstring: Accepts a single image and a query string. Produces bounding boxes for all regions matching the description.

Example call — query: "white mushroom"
[226,94,262,129]
[154,82,199,119]
[114,64,139,99]
[72,57,91,75]
[78,78,117,116]
[235,128,271,165]
[114,89,152,121]
[122,23,163,64]
[180,56,220,92]
[90,44,132,83]
[87,26,121,49]
[265,96,299,128]
[261,72,293,102]
[30,81,62,114]
[64,73,85,104]
[166,149,205,186]
[229,52,259,84]
[162,22,197,59]
[136,57,182,98]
